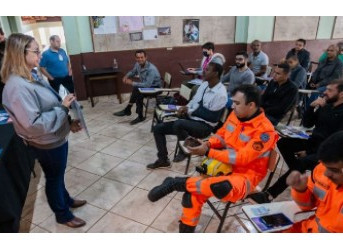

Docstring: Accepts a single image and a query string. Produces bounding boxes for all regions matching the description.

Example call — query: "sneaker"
[130,116,145,125]
[173,151,188,162]
[147,160,171,169]
[113,108,131,116]
[248,191,273,204]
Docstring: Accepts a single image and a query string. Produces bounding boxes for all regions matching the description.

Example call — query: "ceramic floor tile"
[19,219,36,233]
[77,178,134,210]
[76,152,124,176]
[127,145,158,166]
[38,204,106,233]
[64,168,101,196]
[85,118,116,134]
[111,188,171,225]
[121,128,153,145]
[98,124,133,139]
[30,225,50,233]
[104,160,151,186]
[151,198,214,233]
[67,146,97,167]
[87,212,147,233]
[100,140,143,159]
[72,133,118,152]
[144,227,163,233]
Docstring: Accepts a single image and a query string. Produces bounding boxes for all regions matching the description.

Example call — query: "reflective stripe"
[315,217,330,233]
[191,216,200,223]
[213,134,227,148]
[239,133,251,142]
[313,185,327,200]
[258,151,271,159]
[226,124,235,132]
[228,149,237,164]
[196,179,202,194]
[293,199,314,208]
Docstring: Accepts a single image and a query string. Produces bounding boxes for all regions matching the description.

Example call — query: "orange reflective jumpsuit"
[284,163,343,233]
[181,111,279,226]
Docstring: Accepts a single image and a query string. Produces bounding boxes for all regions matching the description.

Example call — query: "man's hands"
[187,139,209,156]
[70,119,82,133]
[310,96,326,108]
[286,171,308,192]
[62,94,76,108]
[122,76,133,85]
[177,106,188,117]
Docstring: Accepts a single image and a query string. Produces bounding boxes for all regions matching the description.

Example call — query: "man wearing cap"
[147,61,227,169]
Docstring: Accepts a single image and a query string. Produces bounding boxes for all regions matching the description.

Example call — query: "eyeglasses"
[25,49,41,55]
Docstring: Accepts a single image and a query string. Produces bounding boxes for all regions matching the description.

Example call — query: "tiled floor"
[19,94,293,233]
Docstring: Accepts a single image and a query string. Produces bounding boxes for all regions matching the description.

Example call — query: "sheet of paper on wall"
[119,16,144,33]
[70,101,90,138]
[93,16,117,34]
[143,29,158,40]
[143,16,156,26]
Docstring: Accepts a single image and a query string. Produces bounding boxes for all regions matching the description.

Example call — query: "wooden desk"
[83,67,122,107]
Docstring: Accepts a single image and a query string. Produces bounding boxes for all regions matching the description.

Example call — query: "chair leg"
[217,202,231,233]
[184,155,191,175]
[144,98,150,118]
[174,141,179,160]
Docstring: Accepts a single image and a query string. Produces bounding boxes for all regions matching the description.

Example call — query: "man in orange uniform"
[148,85,279,233]
[285,131,343,233]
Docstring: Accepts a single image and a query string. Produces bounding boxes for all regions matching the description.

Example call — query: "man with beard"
[284,131,343,233]
[248,40,269,78]
[261,63,298,125]
[250,79,343,204]
[221,51,255,108]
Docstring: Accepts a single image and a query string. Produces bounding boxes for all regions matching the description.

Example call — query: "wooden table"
[82,67,122,107]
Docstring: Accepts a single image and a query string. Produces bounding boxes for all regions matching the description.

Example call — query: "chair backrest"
[267,149,280,173]
[266,66,273,77]
[180,84,192,101]
[163,72,172,88]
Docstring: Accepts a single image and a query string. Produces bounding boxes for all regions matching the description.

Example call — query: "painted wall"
[92,16,236,52]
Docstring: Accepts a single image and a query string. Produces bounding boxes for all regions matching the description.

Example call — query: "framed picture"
[129,32,143,41]
[158,27,171,36]
[183,19,200,43]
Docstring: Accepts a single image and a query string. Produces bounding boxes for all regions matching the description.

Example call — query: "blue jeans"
[32,141,74,223]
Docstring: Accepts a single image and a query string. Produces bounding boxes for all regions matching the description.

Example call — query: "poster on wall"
[92,16,117,34]
[130,32,143,41]
[119,16,144,33]
[158,27,171,35]
[183,19,199,43]
[143,16,156,26]
[143,29,158,40]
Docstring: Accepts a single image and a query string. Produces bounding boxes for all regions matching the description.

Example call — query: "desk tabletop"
[83,67,121,76]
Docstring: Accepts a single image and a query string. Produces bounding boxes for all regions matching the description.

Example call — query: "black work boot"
[148,177,188,202]
[113,106,132,116]
[179,221,196,233]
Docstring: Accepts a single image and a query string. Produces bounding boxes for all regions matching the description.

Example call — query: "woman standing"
[1,33,86,228]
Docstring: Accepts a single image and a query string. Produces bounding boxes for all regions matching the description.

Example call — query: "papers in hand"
[187,79,203,86]
[158,104,181,112]
[276,124,310,139]
[138,88,180,94]
[70,101,90,138]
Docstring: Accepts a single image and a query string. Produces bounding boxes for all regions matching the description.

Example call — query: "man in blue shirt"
[113,50,161,125]
[40,35,74,93]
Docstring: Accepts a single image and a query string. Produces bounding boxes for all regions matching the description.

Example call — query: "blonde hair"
[1,33,35,83]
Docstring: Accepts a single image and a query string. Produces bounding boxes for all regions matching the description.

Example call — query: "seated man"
[147,61,227,168]
[287,55,307,89]
[251,80,343,203]
[285,131,343,233]
[261,63,298,125]
[286,38,310,71]
[248,40,269,78]
[114,50,161,125]
[148,85,278,233]
[309,44,343,90]
[318,41,343,63]
[222,51,255,94]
